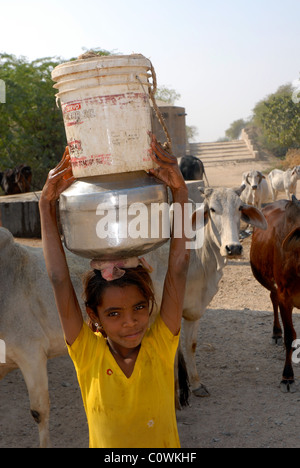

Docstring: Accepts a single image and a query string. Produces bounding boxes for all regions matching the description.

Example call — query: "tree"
[155,86,181,105]
[0,53,66,187]
[186,125,199,142]
[225,119,248,140]
[252,83,300,155]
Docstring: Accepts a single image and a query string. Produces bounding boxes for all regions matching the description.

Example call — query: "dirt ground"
[1,158,300,448]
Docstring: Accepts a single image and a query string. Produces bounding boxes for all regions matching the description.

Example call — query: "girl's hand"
[40,146,75,205]
[148,133,187,193]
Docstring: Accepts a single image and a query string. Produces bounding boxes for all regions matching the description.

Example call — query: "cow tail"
[178,347,190,407]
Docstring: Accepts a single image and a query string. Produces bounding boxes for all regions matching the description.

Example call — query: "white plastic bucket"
[52,54,155,178]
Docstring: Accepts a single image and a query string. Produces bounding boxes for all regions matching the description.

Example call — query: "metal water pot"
[59,171,170,260]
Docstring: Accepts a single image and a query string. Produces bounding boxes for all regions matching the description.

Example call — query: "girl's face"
[95,284,150,356]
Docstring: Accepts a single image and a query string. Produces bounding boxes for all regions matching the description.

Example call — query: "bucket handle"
[136,62,172,154]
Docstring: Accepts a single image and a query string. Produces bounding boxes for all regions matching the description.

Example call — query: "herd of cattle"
[0,155,300,447]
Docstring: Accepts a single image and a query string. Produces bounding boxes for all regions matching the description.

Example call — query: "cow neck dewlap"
[198,224,225,273]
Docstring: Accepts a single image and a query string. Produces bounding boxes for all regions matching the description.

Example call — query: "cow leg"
[272,189,278,201]
[270,290,283,345]
[270,185,276,202]
[279,302,296,393]
[18,353,51,448]
[183,318,209,397]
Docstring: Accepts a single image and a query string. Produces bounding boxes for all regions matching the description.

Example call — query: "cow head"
[245,170,265,191]
[15,165,32,193]
[292,166,300,179]
[193,186,267,257]
[180,156,203,181]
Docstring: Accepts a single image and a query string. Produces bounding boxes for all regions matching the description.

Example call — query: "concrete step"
[199,158,257,167]
[191,148,252,158]
[188,139,256,164]
[191,141,246,150]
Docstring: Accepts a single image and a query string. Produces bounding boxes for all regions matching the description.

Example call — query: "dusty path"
[1,158,300,448]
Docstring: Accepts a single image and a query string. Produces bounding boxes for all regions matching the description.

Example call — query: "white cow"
[268,166,300,201]
[0,228,89,448]
[240,170,272,209]
[145,186,267,398]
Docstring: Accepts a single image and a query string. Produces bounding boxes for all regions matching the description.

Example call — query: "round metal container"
[59,171,170,260]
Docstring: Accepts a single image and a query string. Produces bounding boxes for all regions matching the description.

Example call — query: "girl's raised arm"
[149,136,190,336]
[39,147,83,345]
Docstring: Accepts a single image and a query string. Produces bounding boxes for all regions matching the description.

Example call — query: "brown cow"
[250,196,300,393]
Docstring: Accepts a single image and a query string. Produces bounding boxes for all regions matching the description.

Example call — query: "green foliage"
[186,125,199,143]
[0,53,66,188]
[80,47,112,57]
[155,86,181,105]
[252,83,300,154]
[225,82,300,158]
[225,119,248,140]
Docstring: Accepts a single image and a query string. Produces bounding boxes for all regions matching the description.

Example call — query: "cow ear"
[282,227,300,251]
[191,205,208,231]
[240,204,268,230]
[235,184,246,197]
[198,187,214,199]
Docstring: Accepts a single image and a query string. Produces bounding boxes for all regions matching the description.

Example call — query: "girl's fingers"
[62,146,70,161]
[150,151,172,169]
[150,147,177,169]
[63,175,75,187]
[151,142,177,164]
[149,132,177,164]
[53,146,71,174]
[63,166,75,182]
[49,166,72,182]
[149,167,160,177]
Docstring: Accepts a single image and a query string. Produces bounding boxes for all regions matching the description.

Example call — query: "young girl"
[39,135,190,448]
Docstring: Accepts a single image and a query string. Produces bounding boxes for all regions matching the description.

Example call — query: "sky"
[1,0,300,142]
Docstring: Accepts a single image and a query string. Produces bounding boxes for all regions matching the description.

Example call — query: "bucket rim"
[54,82,151,100]
[52,54,152,81]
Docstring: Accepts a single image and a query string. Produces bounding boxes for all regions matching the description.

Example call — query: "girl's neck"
[107,339,141,378]
[107,339,141,360]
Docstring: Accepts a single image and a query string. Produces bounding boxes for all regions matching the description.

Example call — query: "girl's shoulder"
[149,314,180,338]
[144,314,180,359]
[67,321,106,369]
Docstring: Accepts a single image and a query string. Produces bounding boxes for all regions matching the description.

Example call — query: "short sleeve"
[66,322,103,374]
[146,315,180,365]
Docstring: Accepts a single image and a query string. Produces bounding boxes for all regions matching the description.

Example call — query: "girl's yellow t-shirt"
[67,315,180,448]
